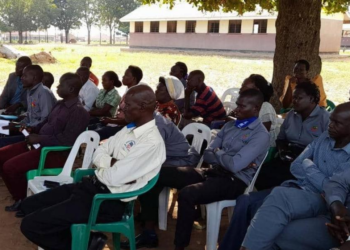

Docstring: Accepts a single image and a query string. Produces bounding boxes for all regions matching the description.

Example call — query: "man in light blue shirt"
[241,102,350,250]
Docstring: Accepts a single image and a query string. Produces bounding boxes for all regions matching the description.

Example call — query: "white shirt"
[259,102,277,147]
[93,119,166,200]
[79,79,99,111]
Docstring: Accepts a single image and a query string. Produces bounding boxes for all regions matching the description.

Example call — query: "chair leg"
[206,203,221,250]
[113,233,121,250]
[158,187,170,230]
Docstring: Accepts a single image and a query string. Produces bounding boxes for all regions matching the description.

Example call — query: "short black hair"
[175,62,188,78]
[17,56,32,65]
[76,66,90,74]
[60,73,83,94]
[104,71,122,88]
[295,59,310,71]
[128,65,143,83]
[247,74,274,102]
[190,70,205,81]
[239,88,264,107]
[295,81,320,104]
[43,72,54,85]
[25,65,44,81]
[81,56,92,64]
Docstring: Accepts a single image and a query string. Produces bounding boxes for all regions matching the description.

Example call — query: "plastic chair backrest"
[245,151,268,194]
[59,131,100,177]
[221,88,240,103]
[182,123,211,154]
[326,99,336,112]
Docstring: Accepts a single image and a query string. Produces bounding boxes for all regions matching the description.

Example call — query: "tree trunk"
[19,31,23,44]
[271,0,322,111]
[87,25,91,45]
[109,25,112,44]
[65,29,69,43]
[9,31,12,43]
[38,30,40,43]
[99,26,102,45]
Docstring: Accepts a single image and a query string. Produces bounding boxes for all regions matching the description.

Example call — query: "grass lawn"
[0,44,349,104]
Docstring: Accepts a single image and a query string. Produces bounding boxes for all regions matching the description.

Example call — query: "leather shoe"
[5,200,21,212]
[120,232,158,249]
[15,210,25,218]
[88,232,107,250]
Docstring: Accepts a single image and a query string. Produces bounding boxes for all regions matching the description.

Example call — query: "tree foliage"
[141,0,349,14]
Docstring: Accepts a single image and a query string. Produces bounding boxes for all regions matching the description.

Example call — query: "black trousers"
[255,158,296,191]
[139,166,247,248]
[20,177,126,250]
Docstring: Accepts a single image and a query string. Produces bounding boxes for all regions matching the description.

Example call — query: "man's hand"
[101,117,112,125]
[289,76,298,84]
[327,201,350,244]
[26,134,41,145]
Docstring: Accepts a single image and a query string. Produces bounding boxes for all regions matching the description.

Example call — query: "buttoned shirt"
[21,83,57,127]
[95,88,121,117]
[277,105,330,147]
[79,79,99,111]
[203,119,270,185]
[325,167,350,209]
[34,97,90,147]
[155,113,200,167]
[93,119,166,198]
[287,131,350,193]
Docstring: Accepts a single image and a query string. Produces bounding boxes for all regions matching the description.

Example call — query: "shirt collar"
[246,118,261,130]
[132,119,156,138]
[197,84,208,96]
[63,97,80,108]
[328,133,350,155]
[29,82,43,94]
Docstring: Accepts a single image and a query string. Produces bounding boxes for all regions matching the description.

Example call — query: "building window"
[208,20,220,33]
[135,22,143,33]
[229,20,241,33]
[186,21,196,33]
[150,21,159,33]
[167,21,177,33]
[253,19,267,33]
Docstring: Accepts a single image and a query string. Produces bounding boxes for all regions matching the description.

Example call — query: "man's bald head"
[124,85,156,125]
[329,102,350,140]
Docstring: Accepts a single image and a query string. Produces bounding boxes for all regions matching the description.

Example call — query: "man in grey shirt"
[1,65,56,148]
[0,56,32,113]
[241,102,350,250]
[123,89,269,250]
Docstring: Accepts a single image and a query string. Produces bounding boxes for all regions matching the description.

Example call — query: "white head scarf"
[163,76,185,100]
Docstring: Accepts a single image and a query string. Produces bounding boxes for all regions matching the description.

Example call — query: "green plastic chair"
[26,146,72,181]
[279,108,291,115]
[326,99,336,112]
[71,169,160,250]
[265,147,277,163]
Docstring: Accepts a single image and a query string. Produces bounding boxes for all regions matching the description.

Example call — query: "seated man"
[218,102,350,250]
[280,59,327,108]
[0,56,32,114]
[80,56,99,86]
[183,70,226,126]
[42,72,54,89]
[0,73,90,212]
[76,66,99,111]
[19,85,166,250]
[1,65,57,148]
[129,89,270,249]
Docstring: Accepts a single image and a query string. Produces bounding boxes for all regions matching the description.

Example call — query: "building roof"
[120,2,277,22]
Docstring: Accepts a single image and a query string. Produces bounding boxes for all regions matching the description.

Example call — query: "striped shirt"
[191,85,226,125]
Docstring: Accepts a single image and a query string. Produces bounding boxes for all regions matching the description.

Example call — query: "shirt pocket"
[308,125,322,138]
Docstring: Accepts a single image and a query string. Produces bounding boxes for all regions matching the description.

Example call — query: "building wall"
[129,17,341,52]
[130,21,135,33]
[319,18,343,52]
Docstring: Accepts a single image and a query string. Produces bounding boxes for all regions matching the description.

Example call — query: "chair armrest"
[73,169,96,183]
[36,146,72,176]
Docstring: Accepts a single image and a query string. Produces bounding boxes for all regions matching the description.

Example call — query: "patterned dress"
[156,100,181,126]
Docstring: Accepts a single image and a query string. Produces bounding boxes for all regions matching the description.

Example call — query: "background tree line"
[0,0,140,44]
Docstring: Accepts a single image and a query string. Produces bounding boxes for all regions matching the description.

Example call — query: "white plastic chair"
[27,131,100,196]
[158,123,211,230]
[221,88,240,113]
[205,151,269,250]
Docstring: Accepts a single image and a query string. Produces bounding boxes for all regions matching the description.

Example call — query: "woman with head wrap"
[155,76,184,126]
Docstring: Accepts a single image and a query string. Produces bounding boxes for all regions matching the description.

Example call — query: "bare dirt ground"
[0,177,230,250]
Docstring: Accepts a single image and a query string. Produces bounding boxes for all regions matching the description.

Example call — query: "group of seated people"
[0,55,349,250]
